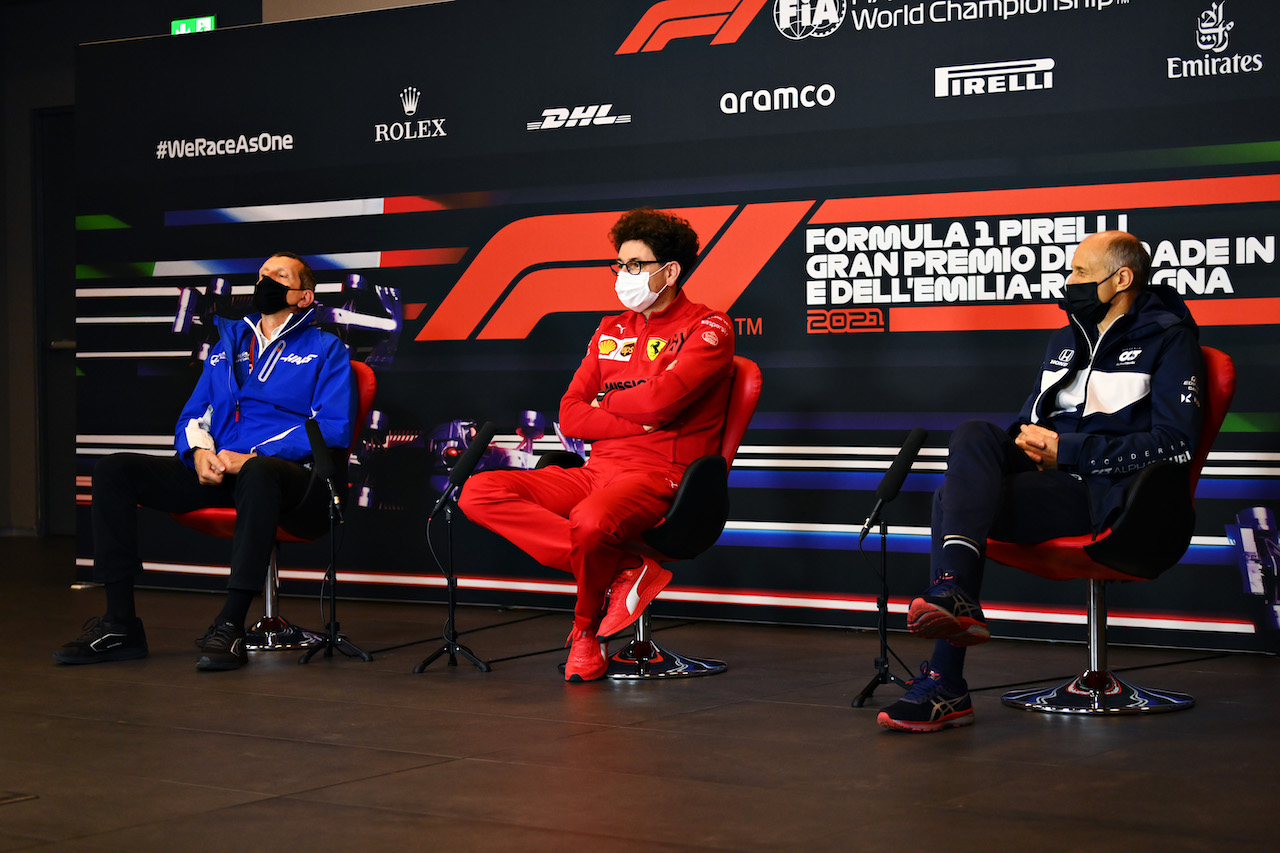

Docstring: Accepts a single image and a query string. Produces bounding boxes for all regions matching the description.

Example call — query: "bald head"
[1084,231,1151,290]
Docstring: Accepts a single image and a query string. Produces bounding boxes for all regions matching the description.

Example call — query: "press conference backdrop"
[74,0,1280,651]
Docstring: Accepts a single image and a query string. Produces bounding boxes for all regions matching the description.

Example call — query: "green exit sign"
[171,15,216,35]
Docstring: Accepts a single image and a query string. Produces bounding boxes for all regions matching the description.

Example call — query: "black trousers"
[931,420,1094,594]
[91,453,329,593]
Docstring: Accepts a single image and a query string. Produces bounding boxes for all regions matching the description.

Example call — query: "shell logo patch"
[599,334,637,361]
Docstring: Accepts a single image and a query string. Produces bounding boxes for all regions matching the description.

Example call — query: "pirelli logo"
[934,58,1055,99]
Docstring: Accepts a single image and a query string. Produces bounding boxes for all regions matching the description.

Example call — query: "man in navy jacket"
[55,252,354,671]
[878,231,1203,731]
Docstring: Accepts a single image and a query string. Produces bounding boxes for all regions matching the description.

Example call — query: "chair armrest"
[535,451,586,470]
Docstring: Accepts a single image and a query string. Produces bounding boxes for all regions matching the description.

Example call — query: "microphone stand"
[414,490,490,673]
[300,464,372,664]
[851,517,909,706]
[851,427,925,707]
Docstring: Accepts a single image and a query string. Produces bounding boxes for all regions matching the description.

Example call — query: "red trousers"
[458,458,681,632]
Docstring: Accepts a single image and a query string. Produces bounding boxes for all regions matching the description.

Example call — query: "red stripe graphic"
[811,175,1280,223]
[477,268,622,339]
[891,303,1065,333]
[414,175,1279,341]
[679,200,815,314]
[473,206,740,339]
[891,298,1280,333]
[384,197,447,214]
[418,211,628,341]
[380,248,468,267]
[384,193,494,214]
[472,201,812,339]
[420,207,738,341]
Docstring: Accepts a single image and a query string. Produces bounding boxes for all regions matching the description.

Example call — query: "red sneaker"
[597,559,673,637]
[564,628,607,682]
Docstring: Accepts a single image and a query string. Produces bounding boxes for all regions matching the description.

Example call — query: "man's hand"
[592,397,654,431]
[215,449,256,476]
[193,448,225,485]
[1015,423,1060,469]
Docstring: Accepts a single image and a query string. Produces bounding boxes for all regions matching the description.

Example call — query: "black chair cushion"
[1084,461,1195,580]
[642,455,729,560]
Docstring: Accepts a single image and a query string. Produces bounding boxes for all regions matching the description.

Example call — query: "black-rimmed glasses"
[610,259,666,276]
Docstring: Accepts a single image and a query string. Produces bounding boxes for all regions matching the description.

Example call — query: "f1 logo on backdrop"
[414,201,813,341]
[616,0,769,54]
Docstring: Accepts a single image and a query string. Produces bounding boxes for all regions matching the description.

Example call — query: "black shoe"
[877,662,974,733]
[906,573,991,647]
[53,616,148,665]
[195,621,248,671]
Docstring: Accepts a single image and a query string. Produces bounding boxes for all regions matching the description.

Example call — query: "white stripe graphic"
[71,558,1255,635]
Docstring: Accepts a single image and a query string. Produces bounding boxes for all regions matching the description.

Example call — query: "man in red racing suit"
[459,208,735,682]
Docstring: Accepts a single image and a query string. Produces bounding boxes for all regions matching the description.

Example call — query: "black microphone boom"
[859,427,928,543]
[306,418,336,481]
[430,420,497,519]
[306,418,342,516]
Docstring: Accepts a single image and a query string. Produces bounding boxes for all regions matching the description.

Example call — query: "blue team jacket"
[1013,284,1204,532]
[174,308,354,467]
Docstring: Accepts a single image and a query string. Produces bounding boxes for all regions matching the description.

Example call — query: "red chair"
[541,355,763,679]
[986,346,1235,714]
[171,360,376,650]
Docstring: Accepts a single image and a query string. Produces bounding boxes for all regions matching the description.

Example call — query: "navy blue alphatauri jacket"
[174,308,354,467]
[1012,284,1204,533]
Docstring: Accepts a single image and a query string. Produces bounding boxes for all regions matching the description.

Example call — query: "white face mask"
[614,265,669,313]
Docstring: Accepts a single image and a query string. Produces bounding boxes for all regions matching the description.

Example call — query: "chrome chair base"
[246,616,323,651]
[605,638,727,680]
[1002,669,1195,715]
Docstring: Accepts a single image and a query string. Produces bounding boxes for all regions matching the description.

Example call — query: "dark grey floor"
[2,536,1276,852]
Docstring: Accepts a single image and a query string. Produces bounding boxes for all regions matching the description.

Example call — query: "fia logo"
[1197,2,1233,54]
[774,0,845,40]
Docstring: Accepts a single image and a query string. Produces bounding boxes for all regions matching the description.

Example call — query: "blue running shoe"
[907,573,990,646]
[878,662,974,732]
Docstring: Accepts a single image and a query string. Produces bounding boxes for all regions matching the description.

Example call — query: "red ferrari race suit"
[459,290,735,632]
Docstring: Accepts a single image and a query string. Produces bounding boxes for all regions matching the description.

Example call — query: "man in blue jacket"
[55,252,354,671]
[878,231,1204,731]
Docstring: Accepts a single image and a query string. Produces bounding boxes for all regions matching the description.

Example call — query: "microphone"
[306,418,342,516]
[430,420,497,519]
[859,427,928,544]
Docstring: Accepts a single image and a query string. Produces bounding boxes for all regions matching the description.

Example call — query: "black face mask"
[253,276,293,315]
[1059,269,1120,325]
